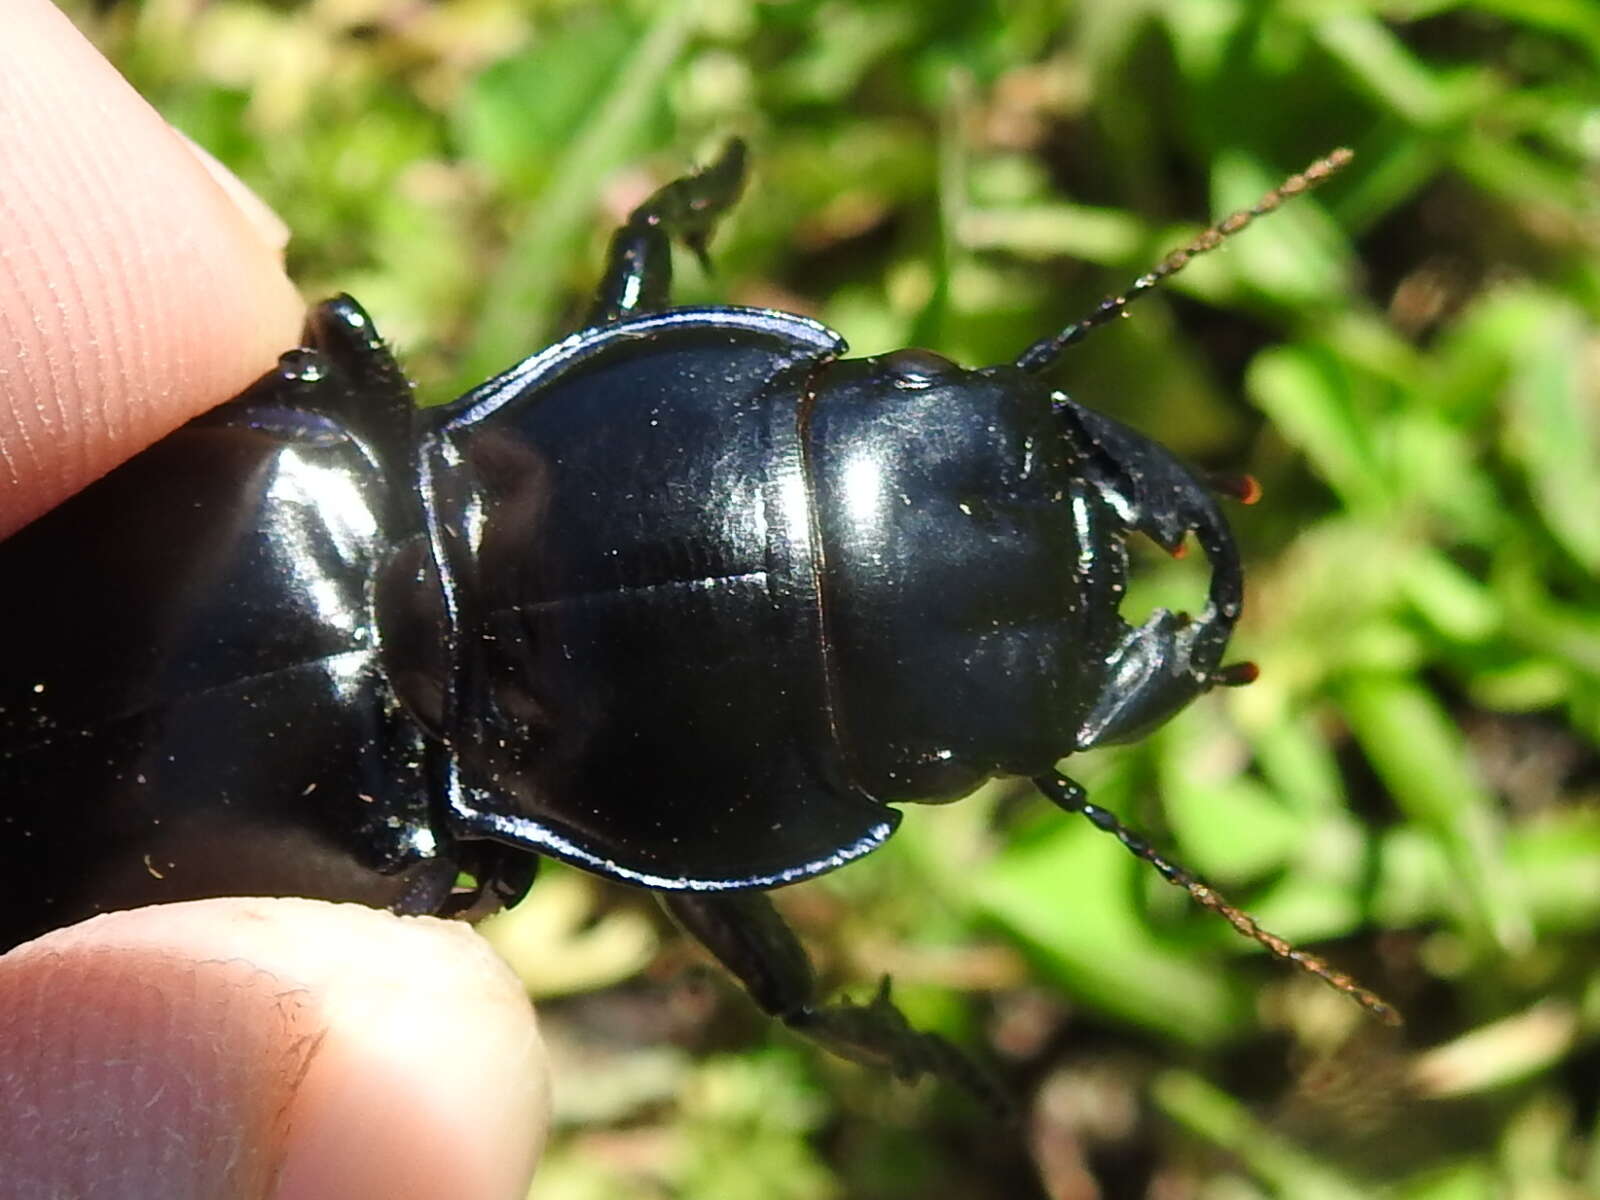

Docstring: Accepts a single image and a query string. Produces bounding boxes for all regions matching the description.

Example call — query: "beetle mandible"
[0,140,1390,1105]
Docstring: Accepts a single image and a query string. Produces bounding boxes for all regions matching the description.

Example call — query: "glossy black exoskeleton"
[0,141,1387,1103]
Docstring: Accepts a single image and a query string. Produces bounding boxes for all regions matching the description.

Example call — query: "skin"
[0,3,549,1195]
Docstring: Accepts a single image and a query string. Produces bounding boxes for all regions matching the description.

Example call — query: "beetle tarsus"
[660,892,1014,1115]
[789,977,1017,1118]
[586,138,749,325]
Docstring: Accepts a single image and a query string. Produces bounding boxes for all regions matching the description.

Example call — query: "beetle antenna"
[1016,148,1354,374]
[1034,770,1401,1026]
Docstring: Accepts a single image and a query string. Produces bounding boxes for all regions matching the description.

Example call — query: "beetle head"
[804,350,1087,801]
[804,350,1253,802]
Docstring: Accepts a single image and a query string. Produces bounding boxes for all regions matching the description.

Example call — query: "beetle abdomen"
[0,410,451,945]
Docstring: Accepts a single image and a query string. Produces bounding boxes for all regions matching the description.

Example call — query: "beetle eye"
[879,348,958,388]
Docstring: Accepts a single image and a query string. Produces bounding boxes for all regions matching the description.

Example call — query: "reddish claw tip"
[1213,661,1260,687]
[1171,541,1189,559]
[1211,474,1262,505]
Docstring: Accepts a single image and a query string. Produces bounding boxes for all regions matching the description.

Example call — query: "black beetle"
[0,140,1389,1104]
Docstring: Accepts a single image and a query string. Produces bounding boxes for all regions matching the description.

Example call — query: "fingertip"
[0,899,548,1200]
[0,0,305,536]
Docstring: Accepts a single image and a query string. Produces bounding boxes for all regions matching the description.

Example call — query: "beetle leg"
[659,892,1013,1115]
[585,139,748,326]
[434,846,540,921]
[213,294,421,533]
[297,296,417,482]
[300,294,411,411]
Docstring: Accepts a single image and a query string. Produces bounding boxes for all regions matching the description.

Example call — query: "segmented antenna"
[1034,770,1401,1026]
[1016,148,1354,373]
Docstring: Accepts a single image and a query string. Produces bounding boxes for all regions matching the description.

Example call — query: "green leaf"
[1248,345,1386,511]
[1400,548,1500,644]
[1461,0,1600,66]
[1314,13,1479,130]
[1154,1070,1373,1200]
[1506,811,1600,933]
[455,12,641,190]
[976,820,1246,1044]
[1503,303,1600,571]
[1247,711,1348,820]
[957,202,1146,262]
[1164,774,1306,882]
[1340,675,1531,953]
[457,1,695,384]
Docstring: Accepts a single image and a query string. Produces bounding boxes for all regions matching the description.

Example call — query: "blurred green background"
[69,0,1599,1195]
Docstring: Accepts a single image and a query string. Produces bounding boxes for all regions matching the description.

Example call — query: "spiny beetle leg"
[297,295,418,492]
[659,891,1014,1116]
[586,138,749,326]
[302,294,410,405]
